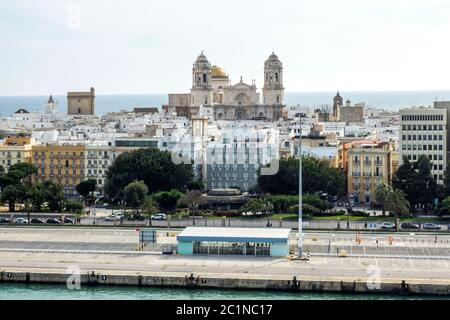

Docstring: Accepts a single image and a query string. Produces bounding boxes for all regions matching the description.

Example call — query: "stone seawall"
[1,270,449,296]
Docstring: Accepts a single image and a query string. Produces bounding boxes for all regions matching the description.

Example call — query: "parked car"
[104,214,123,222]
[380,222,396,229]
[30,218,45,224]
[422,223,441,230]
[61,217,74,224]
[151,213,167,221]
[0,218,11,224]
[401,222,419,230]
[127,214,145,221]
[46,218,61,225]
[14,218,28,224]
[448,224,450,231]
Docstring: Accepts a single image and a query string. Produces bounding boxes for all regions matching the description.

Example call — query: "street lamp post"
[93,197,99,225]
[298,118,303,258]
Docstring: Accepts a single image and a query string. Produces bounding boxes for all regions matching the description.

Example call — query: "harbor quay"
[1,227,450,296]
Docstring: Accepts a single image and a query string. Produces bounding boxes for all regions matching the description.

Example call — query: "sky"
[1,0,450,95]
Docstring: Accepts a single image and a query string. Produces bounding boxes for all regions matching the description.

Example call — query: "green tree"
[258,156,345,196]
[385,188,410,230]
[241,198,267,216]
[142,196,160,226]
[7,162,38,182]
[76,179,97,204]
[1,184,26,212]
[29,182,45,212]
[104,148,194,202]
[152,189,183,212]
[123,180,149,214]
[64,199,85,214]
[375,183,391,216]
[177,190,207,224]
[393,155,436,212]
[42,181,65,212]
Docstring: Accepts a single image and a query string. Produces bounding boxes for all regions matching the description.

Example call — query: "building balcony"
[352,172,361,177]
[364,161,371,166]
[375,161,383,166]
[363,173,372,177]
[374,173,383,177]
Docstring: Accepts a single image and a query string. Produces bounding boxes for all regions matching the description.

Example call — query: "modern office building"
[205,128,279,191]
[177,227,291,257]
[399,107,447,184]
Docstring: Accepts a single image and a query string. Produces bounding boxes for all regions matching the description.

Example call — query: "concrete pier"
[1,269,450,296]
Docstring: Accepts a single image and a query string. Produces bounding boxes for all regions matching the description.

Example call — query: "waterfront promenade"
[1,227,450,295]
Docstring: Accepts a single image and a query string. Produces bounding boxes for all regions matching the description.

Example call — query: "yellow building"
[32,143,86,196]
[0,136,35,171]
[347,141,394,206]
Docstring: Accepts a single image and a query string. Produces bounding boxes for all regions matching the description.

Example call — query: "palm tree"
[385,188,410,230]
[142,196,159,226]
[375,183,391,217]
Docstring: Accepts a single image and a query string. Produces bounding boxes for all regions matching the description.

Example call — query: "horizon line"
[2,89,450,97]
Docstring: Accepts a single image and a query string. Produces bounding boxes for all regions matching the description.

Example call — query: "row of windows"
[1,159,20,166]
[402,134,443,141]
[403,154,445,165]
[87,160,109,166]
[41,169,84,176]
[401,114,444,121]
[87,169,106,176]
[34,151,84,157]
[401,144,443,151]
[0,152,22,157]
[401,124,444,131]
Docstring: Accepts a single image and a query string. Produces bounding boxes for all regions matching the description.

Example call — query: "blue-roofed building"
[176,227,291,257]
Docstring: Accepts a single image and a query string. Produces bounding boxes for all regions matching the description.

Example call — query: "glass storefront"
[193,241,271,256]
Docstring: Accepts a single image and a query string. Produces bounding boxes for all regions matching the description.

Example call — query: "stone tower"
[67,87,95,115]
[191,52,213,107]
[263,52,284,105]
[333,91,343,118]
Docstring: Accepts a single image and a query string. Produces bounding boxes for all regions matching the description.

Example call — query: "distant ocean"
[1,91,450,117]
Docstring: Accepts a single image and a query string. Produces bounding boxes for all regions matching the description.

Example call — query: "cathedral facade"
[164,52,285,121]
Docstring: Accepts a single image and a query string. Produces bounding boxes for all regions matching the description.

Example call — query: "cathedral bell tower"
[191,51,213,107]
[263,52,284,105]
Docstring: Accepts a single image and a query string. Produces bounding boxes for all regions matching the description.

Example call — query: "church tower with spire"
[333,91,343,119]
[191,51,213,108]
[263,52,284,105]
[44,95,58,114]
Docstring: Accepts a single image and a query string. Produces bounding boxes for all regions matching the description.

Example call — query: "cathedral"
[164,52,285,121]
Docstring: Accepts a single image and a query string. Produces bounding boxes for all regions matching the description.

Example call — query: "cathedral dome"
[211,65,228,78]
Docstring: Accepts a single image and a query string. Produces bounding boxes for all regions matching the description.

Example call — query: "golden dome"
[211,65,228,78]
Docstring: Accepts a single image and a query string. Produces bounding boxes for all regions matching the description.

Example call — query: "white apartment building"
[399,107,447,183]
[85,145,134,194]
[205,128,279,191]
